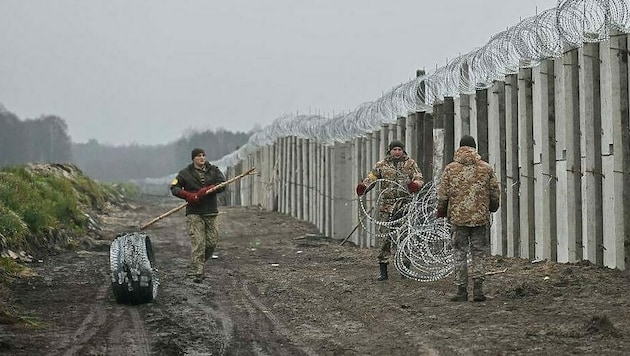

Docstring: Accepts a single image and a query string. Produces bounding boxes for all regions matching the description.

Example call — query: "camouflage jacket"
[362,153,424,213]
[436,146,500,226]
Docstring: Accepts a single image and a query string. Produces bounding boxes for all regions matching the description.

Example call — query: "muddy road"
[2,196,630,355]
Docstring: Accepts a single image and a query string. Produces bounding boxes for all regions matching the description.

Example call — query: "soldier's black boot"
[473,280,486,302]
[450,285,468,302]
[377,262,388,281]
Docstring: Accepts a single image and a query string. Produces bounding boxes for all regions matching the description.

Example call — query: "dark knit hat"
[388,140,405,150]
[191,148,205,160]
[459,135,476,149]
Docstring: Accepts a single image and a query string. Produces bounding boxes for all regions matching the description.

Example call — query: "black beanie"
[388,140,405,151]
[459,135,476,149]
[191,148,205,160]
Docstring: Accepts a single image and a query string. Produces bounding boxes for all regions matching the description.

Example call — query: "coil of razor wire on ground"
[358,179,466,282]
[110,232,159,304]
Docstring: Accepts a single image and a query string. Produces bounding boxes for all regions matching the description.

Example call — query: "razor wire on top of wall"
[213,0,630,170]
[206,0,630,281]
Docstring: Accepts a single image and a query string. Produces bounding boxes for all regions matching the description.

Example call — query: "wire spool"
[110,232,159,305]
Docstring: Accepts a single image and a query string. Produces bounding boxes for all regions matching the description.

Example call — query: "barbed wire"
[357,180,459,282]
[213,0,630,170]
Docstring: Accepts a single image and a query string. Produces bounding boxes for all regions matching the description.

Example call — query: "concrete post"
[308,140,319,225]
[333,142,353,240]
[558,49,583,263]
[580,43,604,265]
[458,94,471,138]
[406,113,419,163]
[370,130,382,247]
[533,60,558,262]
[397,116,406,142]
[433,103,444,179]
[326,143,331,236]
[233,160,243,206]
[319,144,326,233]
[443,97,455,165]
[601,34,629,269]
[352,137,363,246]
[388,123,397,144]
[469,93,478,140]
[281,137,289,214]
[423,112,434,182]
[504,74,521,257]
[476,89,489,163]
[488,80,507,256]
[301,139,309,220]
[518,68,535,259]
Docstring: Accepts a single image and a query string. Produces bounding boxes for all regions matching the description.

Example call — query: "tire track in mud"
[59,283,110,356]
[152,277,236,355]
[234,281,317,356]
[285,284,440,355]
[183,282,235,355]
[54,276,151,356]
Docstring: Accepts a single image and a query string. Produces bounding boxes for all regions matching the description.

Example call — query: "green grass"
[0,163,139,254]
[0,163,137,328]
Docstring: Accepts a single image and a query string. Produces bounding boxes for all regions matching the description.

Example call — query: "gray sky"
[0,0,557,146]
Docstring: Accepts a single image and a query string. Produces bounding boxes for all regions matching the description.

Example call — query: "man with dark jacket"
[170,148,226,283]
[436,135,500,302]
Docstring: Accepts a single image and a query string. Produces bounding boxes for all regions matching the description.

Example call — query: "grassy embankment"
[0,163,138,325]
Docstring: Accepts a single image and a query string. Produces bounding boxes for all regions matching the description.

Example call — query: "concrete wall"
[225,34,630,270]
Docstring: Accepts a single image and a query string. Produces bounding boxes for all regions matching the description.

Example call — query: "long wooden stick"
[139,167,257,230]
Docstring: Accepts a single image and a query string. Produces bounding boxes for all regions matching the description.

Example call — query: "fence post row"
[228,35,630,270]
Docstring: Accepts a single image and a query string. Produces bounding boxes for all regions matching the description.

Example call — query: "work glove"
[407,181,421,193]
[197,184,216,197]
[186,193,200,204]
[177,190,200,204]
[356,183,367,196]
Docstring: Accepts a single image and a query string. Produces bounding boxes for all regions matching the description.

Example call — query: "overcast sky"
[0,0,558,146]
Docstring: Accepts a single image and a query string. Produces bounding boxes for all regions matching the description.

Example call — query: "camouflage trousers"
[377,210,394,264]
[377,199,406,263]
[451,224,489,286]
[186,214,219,276]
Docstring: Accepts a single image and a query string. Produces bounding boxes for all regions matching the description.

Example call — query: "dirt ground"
[2,195,630,355]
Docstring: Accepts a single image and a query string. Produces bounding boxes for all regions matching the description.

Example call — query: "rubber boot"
[377,262,388,281]
[450,285,468,302]
[473,280,486,302]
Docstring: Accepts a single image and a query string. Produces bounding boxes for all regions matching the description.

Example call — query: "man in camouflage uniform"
[170,148,226,283]
[356,140,424,281]
[436,135,500,302]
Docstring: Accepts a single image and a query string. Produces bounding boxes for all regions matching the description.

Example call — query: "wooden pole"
[139,167,257,230]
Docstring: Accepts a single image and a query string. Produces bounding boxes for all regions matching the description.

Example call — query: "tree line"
[0,111,72,166]
[0,109,251,182]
